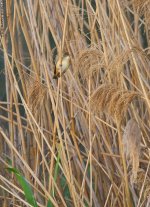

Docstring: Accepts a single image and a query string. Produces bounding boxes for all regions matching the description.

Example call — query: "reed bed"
[0,0,150,206]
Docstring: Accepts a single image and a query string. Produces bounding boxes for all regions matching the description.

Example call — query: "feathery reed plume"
[24,74,47,115]
[123,119,141,183]
[135,169,150,200]
[132,0,150,13]
[120,0,150,13]
[91,84,139,120]
[75,47,105,81]
[105,49,132,83]
[106,47,149,83]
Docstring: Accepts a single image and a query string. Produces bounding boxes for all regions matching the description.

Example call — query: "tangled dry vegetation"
[0,0,150,207]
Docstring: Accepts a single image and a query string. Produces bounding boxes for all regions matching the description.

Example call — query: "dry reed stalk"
[70,117,83,163]
[0,128,58,206]
[116,0,150,112]
[91,83,139,206]
[117,122,132,207]
[59,77,79,206]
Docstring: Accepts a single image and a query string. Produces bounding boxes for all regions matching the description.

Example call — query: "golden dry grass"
[0,0,150,207]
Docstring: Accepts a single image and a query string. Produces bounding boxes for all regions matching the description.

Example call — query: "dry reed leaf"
[123,119,141,183]
[91,84,139,120]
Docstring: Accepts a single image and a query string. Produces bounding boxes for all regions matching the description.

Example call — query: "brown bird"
[53,53,70,79]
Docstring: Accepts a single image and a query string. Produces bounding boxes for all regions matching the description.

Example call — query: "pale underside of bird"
[53,54,70,79]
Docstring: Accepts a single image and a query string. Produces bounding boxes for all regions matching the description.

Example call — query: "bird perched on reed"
[53,53,70,79]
